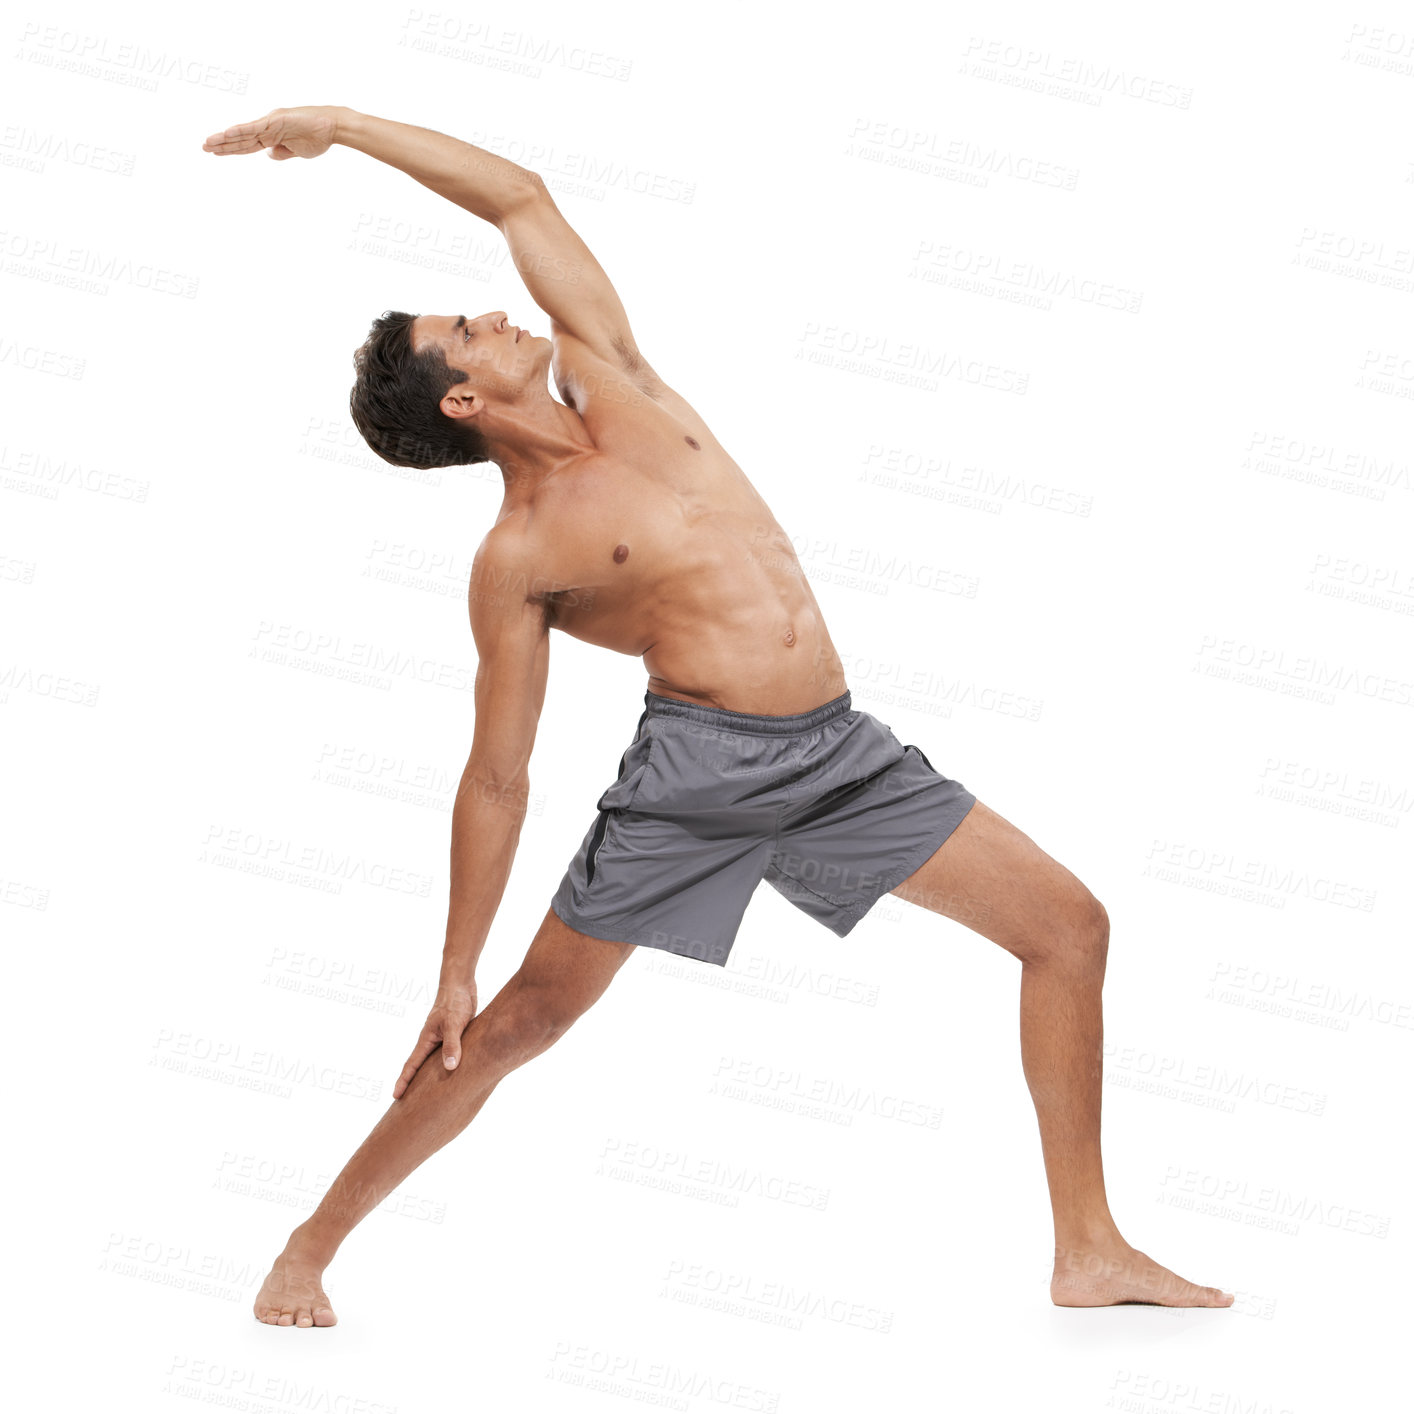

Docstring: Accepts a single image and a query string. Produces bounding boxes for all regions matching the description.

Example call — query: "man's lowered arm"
[441,529,550,991]
[390,529,548,1100]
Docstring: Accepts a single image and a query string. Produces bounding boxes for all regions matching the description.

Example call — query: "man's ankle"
[284,1221,340,1267]
[1053,1217,1123,1254]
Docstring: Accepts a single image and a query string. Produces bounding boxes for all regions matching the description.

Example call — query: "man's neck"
[487,394,597,498]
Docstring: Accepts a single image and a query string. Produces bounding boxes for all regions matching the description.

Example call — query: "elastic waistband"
[644,688,852,735]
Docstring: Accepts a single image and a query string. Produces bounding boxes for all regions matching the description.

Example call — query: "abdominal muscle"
[643,584,850,716]
[640,511,850,714]
[536,463,851,716]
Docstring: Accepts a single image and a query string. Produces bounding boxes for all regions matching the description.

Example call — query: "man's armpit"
[610,332,663,393]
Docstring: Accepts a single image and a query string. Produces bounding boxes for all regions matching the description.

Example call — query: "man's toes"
[277,1308,294,1325]
[295,1308,313,1327]
[313,1305,337,1327]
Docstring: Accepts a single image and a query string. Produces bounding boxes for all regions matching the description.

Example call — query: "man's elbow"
[457,759,533,819]
[495,166,549,223]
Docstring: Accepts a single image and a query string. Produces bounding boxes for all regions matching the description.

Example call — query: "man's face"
[411,310,550,420]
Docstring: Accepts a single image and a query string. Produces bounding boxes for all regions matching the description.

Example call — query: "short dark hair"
[349,310,493,469]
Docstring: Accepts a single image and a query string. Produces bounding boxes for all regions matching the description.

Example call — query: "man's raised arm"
[203,104,647,371]
[334,109,644,369]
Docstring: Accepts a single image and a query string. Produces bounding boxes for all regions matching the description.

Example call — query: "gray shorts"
[550,688,977,967]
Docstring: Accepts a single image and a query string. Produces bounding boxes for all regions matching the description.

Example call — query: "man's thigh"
[509,905,638,1024]
[889,799,1104,961]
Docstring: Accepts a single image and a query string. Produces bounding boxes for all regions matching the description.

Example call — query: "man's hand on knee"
[394,981,478,1099]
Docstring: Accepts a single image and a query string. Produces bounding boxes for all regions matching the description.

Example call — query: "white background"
[4,1,1410,1409]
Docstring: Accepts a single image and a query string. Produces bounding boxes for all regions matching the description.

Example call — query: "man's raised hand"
[201,106,345,161]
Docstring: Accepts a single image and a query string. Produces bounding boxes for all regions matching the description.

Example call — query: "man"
[202,105,1233,1327]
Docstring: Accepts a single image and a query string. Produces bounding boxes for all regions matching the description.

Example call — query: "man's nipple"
[684,435,700,450]
[613,543,629,564]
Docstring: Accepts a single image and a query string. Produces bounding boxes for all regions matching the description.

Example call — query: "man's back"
[488,328,849,716]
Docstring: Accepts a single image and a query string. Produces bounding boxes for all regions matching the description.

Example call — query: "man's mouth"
[515,326,523,342]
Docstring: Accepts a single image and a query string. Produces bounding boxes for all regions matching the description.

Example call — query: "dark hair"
[349,310,493,469]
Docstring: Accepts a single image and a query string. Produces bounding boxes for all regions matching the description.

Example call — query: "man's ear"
[440,387,482,422]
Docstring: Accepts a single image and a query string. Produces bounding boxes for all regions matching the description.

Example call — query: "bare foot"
[1052,1237,1233,1308]
[253,1238,338,1328]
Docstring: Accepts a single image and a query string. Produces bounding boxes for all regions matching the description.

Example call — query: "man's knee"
[488,974,585,1056]
[1065,892,1109,971]
[1024,888,1108,971]
[1088,895,1110,961]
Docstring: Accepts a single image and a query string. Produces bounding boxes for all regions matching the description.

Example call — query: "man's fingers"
[394,1034,438,1097]
[201,120,274,154]
[202,136,265,155]
[393,1007,474,1097]
[210,118,269,141]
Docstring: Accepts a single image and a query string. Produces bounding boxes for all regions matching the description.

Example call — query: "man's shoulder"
[474,516,532,572]
[469,518,543,623]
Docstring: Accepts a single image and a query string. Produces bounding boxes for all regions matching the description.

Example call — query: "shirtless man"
[202,105,1233,1326]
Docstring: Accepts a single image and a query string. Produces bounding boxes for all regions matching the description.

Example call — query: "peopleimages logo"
[0,230,199,297]
[1104,1044,1327,1116]
[200,824,434,897]
[1158,1166,1392,1238]
[16,23,249,92]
